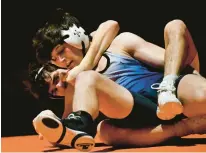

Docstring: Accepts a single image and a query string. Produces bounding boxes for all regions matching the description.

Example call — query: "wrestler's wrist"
[79,62,93,71]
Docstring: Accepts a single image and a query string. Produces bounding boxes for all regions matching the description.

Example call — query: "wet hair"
[28,62,59,99]
[32,8,81,64]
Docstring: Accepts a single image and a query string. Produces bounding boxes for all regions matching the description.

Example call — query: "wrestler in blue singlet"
[99,51,185,128]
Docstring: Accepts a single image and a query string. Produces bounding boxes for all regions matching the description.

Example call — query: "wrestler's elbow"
[99,20,120,34]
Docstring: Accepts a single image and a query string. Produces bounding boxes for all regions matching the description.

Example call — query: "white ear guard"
[61,24,90,50]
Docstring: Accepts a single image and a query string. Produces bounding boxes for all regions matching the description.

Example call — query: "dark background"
[2,1,206,137]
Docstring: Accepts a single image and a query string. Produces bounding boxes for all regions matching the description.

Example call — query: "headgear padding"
[61,24,90,50]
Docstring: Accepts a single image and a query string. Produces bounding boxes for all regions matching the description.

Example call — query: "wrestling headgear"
[61,24,90,56]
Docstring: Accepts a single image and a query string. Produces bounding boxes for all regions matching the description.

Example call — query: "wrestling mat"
[2,134,206,152]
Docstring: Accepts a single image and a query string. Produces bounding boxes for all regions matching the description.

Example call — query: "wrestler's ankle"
[163,74,178,82]
[64,110,97,137]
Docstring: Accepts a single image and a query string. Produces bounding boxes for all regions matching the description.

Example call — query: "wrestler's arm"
[113,32,165,69]
[78,20,119,70]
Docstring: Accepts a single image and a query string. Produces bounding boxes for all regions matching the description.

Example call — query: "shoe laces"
[67,113,82,120]
[62,113,82,128]
[151,80,176,93]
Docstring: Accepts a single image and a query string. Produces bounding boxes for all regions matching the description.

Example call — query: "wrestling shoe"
[32,110,95,152]
[151,75,183,120]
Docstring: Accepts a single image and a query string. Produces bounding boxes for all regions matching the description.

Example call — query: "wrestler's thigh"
[177,74,206,117]
[75,71,134,119]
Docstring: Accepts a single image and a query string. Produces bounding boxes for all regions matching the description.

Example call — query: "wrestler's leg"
[33,70,135,151]
[98,114,206,146]
[164,19,199,75]
[72,70,134,120]
[157,19,200,120]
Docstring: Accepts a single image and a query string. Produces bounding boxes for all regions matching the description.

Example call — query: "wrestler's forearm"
[79,20,119,70]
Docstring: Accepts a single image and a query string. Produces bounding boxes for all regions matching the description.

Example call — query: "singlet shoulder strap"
[92,52,110,74]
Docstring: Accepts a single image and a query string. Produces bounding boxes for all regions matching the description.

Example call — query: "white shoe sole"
[157,101,183,120]
[33,112,95,152]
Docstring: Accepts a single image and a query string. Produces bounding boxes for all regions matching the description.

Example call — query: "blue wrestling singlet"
[101,51,164,102]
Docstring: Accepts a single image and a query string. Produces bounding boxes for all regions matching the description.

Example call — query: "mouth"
[66,61,73,68]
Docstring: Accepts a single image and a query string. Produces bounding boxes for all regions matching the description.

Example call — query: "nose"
[55,81,66,96]
[57,56,66,62]
[56,81,63,89]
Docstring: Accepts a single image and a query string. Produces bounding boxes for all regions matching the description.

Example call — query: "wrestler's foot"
[157,90,183,120]
[33,110,95,152]
[151,75,183,120]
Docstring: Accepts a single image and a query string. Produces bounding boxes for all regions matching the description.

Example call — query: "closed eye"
[53,74,59,85]
[57,49,64,55]
[51,57,57,61]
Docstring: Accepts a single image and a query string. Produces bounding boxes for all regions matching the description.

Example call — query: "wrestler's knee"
[183,85,206,117]
[75,70,99,87]
[164,19,187,36]
[97,120,116,145]
[188,85,206,104]
[194,86,206,103]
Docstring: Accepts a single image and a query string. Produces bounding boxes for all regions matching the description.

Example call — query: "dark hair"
[25,62,65,118]
[28,62,59,99]
[32,8,81,64]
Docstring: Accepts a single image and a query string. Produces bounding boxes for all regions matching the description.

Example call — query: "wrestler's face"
[47,69,69,96]
[51,43,84,69]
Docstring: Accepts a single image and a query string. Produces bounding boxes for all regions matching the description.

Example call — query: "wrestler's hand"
[51,69,70,83]
[56,69,70,81]
[66,66,84,85]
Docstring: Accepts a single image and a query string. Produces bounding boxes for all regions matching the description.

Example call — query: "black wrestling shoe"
[62,111,97,138]
[33,110,95,152]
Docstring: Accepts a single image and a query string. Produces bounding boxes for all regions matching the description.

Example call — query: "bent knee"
[190,86,206,104]
[97,120,114,145]
[164,19,187,36]
[97,120,127,145]
[75,70,99,87]
[183,86,206,117]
